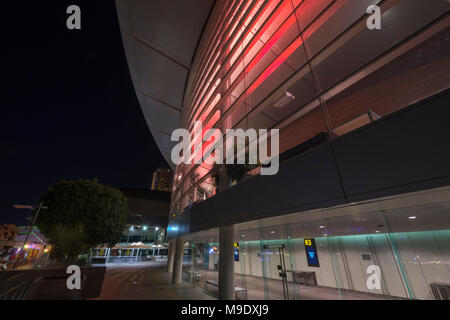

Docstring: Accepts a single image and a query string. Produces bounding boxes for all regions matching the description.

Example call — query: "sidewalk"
[94,261,215,300]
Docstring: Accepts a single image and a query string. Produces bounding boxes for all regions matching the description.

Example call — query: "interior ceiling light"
[274,91,295,108]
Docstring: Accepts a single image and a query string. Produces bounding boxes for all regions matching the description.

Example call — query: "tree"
[46,223,89,263]
[37,179,129,253]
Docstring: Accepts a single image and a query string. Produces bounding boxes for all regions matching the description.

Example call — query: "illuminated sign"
[234,242,239,262]
[304,238,320,267]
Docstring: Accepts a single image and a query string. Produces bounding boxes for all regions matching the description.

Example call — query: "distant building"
[119,188,171,244]
[151,168,173,192]
[89,189,171,264]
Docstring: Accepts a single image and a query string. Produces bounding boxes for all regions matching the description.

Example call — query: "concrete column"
[172,237,185,284]
[219,225,235,300]
[167,239,175,273]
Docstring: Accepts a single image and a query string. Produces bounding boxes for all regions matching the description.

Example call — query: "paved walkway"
[94,261,214,300]
[196,269,403,300]
[94,262,403,300]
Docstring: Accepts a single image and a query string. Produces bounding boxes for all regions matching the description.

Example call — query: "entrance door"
[261,244,291,300]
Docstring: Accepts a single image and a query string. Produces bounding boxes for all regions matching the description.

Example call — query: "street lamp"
[13,202,47,269]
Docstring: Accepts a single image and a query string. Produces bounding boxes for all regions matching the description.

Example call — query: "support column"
[167,239,175,273]
[172,237,185,284]
[219,225,235,300]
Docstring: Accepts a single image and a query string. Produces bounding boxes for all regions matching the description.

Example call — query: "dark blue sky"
[1,2,168,224]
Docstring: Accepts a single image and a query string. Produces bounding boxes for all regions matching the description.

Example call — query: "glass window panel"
[324,28,450,133]
[295,0,334,31]
[249,67,316,125]
[222,95,250,129]
[278,107,328,154]
[247,62,295,109]
[303,0,380,58]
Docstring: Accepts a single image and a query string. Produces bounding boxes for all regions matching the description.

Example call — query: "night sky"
[1,2,168,225]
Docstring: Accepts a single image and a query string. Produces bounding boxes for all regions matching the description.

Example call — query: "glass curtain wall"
[183,229,220,297]
[184,187,450,300]
[170,0,450,220]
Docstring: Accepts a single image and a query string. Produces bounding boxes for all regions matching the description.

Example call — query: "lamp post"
[142,226,147,242]
[127,226,133,245]
[13,202,47,269]
[154,227,159,244]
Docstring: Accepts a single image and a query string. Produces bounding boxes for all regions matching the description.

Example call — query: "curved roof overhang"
[115,0,214,169]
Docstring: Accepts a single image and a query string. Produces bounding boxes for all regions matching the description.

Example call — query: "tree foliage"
[37,179,129,250]
[47,223,90,263]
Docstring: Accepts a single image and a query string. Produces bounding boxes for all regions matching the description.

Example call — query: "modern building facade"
[118,188,171,243]
[89,189,171,264]
[117,0,450,300]
[151,168,174,192]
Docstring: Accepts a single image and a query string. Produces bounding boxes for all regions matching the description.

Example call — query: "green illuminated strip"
[31,231,44,243]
